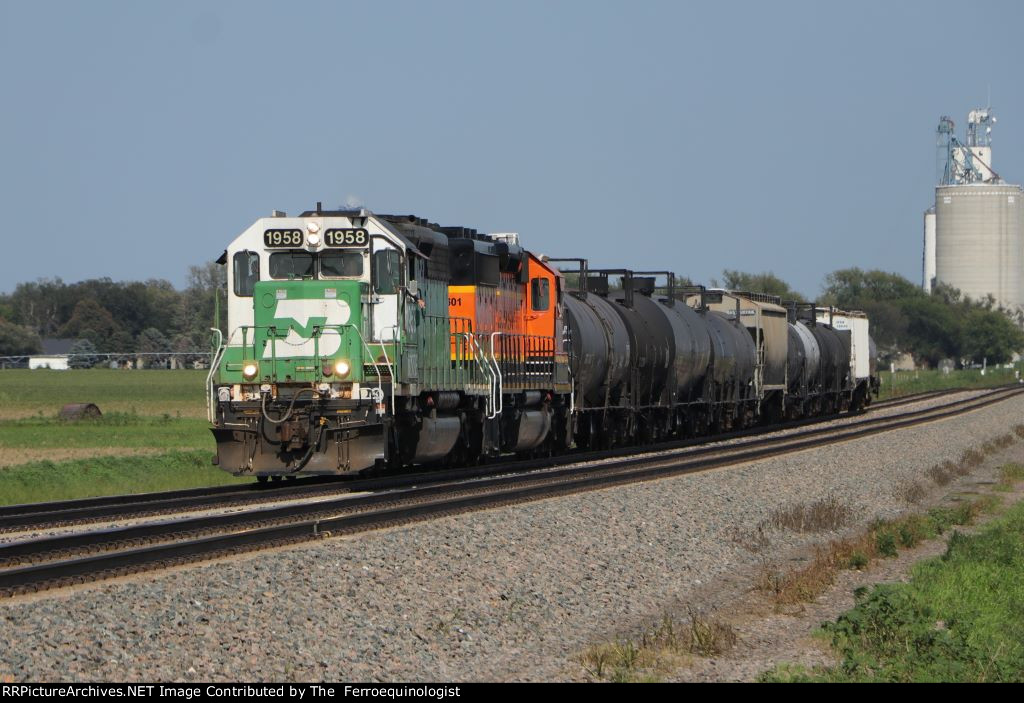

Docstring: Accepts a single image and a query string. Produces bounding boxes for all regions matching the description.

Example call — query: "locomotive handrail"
[378,325,400,411]
[206,327,226,422]
[488,332,503,419]
[463,332,497,417]
[345,324,386,405]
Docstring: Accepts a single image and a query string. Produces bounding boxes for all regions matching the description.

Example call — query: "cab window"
[269,252,314,279]
[531,278,550,311]
[233,251,259,297]
[373,249,402,295]
[321,251,364,278]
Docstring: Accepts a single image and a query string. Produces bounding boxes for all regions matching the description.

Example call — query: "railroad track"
[0,383,998,534]
[0,383,1020,598]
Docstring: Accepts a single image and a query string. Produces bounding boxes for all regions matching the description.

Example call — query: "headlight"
[334,359,351,378]
[242,362,259,380]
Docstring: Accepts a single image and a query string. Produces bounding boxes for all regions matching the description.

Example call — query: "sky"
[2,0,1023,298]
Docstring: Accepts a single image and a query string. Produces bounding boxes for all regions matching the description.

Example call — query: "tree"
[818,268,1024,366]
[900,296,962,367]
[108,330,136,354]
[714,270,804,301]
[136,327,170,354]
[67,339,99,369]
[179,262,227,339]
[59,299,121,350]
[960,308,1024,365]
[8,278,71,335]
[821,268,923,308]
[0,319,42,356]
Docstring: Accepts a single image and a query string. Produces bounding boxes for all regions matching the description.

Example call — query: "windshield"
[321,251,364,277]
[269,252,315,279]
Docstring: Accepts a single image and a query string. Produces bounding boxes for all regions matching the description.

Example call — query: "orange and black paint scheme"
[447,254,561,345]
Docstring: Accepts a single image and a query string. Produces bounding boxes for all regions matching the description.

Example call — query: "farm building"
[28,338,78,370]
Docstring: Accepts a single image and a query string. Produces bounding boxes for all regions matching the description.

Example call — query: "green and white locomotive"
[208,205,571,478]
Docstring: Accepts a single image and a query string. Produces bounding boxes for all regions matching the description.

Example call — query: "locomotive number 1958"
[324,228,369,247]
[263,229,304,247]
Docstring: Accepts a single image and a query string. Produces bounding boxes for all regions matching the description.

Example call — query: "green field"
[0,369,243,505]
[0,413,210,450]
[0,451,246,506]
[878,365,1022,400]
[762,496,1024,682]
[0,368,209,419]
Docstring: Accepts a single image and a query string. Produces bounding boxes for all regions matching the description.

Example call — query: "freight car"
[207,207,875,477]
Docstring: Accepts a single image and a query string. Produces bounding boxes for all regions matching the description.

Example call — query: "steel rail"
[0,383,1015,533]
[0,385,1020,597]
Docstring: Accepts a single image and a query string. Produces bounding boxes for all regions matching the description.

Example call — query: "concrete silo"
[928,108,1024,314]
[934,183,1023,309]
[922,207,935,293]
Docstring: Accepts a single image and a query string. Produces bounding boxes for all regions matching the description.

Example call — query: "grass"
[0,369,247,504]
[0,413,210,450]
[0,368,208,418]
[0,450,247,505]
[760,498,1024,682]
[878,365,1022,401]
[767,494,854,533]
[757,498,995,608]
[579,609,737,682]
[995,462,1024,492]
[729,495,855,555]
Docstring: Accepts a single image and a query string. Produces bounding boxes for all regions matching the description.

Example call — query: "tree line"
[1,263,1021,367]
[0,263,225,358]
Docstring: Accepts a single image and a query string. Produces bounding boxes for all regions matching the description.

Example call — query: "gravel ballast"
[2,393,1023,681]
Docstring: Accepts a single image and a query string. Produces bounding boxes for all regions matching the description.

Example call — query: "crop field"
[0,369,244,505]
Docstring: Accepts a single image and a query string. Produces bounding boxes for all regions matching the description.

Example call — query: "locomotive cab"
[209,208,419,476]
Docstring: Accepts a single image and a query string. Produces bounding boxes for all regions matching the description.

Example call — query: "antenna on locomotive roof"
[316,201,322,215]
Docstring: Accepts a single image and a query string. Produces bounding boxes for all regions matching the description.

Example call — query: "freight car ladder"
[754,336,765,415]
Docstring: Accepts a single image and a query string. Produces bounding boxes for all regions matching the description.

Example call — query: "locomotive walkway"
[0,384,1020,598]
